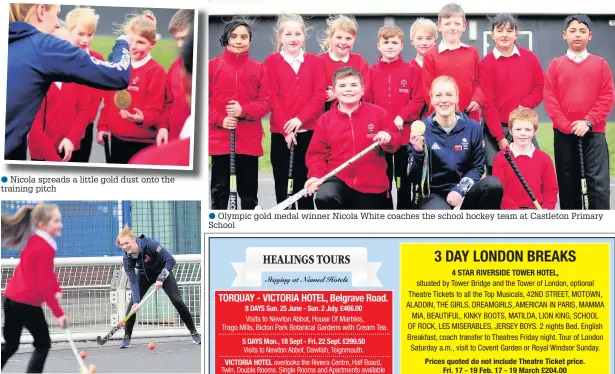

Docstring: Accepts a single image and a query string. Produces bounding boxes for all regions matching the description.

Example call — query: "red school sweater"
[316,52,371,103]
[129,137,191,167]
[3,234,64,317]
[264,51,327,133]
[492,147,559,210]
[544,55,615,134]
[98,57,166,143]
[208,49,271,156]
[423,45,484,121]
[160,57,191,140]
[369,57,424,144]
[28,83,96,161]
[306,102,401,194]
[479,47,544,141]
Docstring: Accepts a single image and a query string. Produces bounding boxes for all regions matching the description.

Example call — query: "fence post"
[122,201,132,228]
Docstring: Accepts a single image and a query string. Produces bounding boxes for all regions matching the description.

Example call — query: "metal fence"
[1,201,201,258]
[1,255,201,343]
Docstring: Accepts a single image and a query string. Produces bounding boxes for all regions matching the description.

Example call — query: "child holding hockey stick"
[1,204,66,372]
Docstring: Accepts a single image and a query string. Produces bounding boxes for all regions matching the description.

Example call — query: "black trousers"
[70,123,94,162]
[554,130,610,210]
[110,135,151,164]
[314,176,390,209]
[419,177,503,210]
[124,272,196,337]
[2,298,51,373]
[386,146,412,209]
[483,122,539,175]
[210,154,259,210]
[270,131,313,210]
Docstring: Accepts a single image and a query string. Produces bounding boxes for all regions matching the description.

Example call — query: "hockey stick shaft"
[64,323,89,373]
[271,142,380,210]
[504,151,542,210]
[96,289,157,344]
[578,138,589,210]
[228,129,238,210]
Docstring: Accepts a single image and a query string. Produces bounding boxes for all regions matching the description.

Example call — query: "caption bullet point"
[209,213,215,219]
[1,176,7,183]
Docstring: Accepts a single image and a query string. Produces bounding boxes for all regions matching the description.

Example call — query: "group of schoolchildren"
[209,4,615,211]
[25,8,193,166]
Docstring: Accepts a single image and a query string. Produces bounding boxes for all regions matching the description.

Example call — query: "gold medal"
[114,90,132,109]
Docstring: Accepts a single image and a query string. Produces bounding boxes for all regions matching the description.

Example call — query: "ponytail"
[1,206,34,248]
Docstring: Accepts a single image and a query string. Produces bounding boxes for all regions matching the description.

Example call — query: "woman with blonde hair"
[1,204,66,372]
[6,3,132,160]
[116,225,200,348]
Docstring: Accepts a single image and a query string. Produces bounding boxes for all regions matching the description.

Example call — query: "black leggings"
[110,135,152,164]
[124,272,196,337]
[1,298,51,373]
[419,177,503,210]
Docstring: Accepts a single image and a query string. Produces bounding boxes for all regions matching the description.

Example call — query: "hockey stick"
[504,151,542,210]
[286,143,297,210]
[453,177,474,210]
[578,138,589,210]
[228,129,238,210]
[270,142,380,210]
[102,133,111,163]
[63,322,91,373]
[96,289,157,345]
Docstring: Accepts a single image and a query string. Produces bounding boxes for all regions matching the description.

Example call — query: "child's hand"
[466,101,480,112]
[222,116,238,130]
[58,138,74,161]
[57,315,67,328]
[325,87,335,102]
[394,116,404,130]
[96,131,108,145]
[120,108,144,124]
[447,191,463,207]
[305,177,322,195]
[284,118,302,134]
[55,292,62,301]
[285,133,297,149]
[226,100,242,117]
[409,132,425,152]
[154,280,163,290]
[156,128,169,147]
[571,120,590,137]
[373,131,391,145]
[497,138,510,150]
[131,303,141,313]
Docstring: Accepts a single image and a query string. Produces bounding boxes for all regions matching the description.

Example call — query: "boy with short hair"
[409,18,437,70]
[63,7,105,162]
[543,14,615,209]
[492,108,558,210]
[422,3,483,121]
[480,13,544,175]
[158,9,194,144]
[305,67,400,209]
[369,24,424,209]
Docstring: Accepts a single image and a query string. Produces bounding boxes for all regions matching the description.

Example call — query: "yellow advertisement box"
[400,243,610,373]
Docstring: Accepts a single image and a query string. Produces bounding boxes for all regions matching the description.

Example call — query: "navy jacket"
[5,22,131,159]
[408,113,485,196]
[122,235,176,303]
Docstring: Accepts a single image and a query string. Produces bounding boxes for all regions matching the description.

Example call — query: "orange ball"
[119,321,125,326]
[88,364,96,373]
[79,351,87,359]
[148,342,156,350]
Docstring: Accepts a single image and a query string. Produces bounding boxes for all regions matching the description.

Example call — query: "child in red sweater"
[28,23,100,162]
[65,7,105,162]
[265,14,326,209]
[493,108,558,209]
[129,22,194,167]
[1,204,66,373]
[209,18,271,209]
[480,13,544,175]
[158,9,193,144]
[409,18,437,70]
[97,11,166,164]
[305,67,400,209]
[369,24,424,209]
[544,14,615,209]
[317,15,370,111]
[423,3,483,121]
